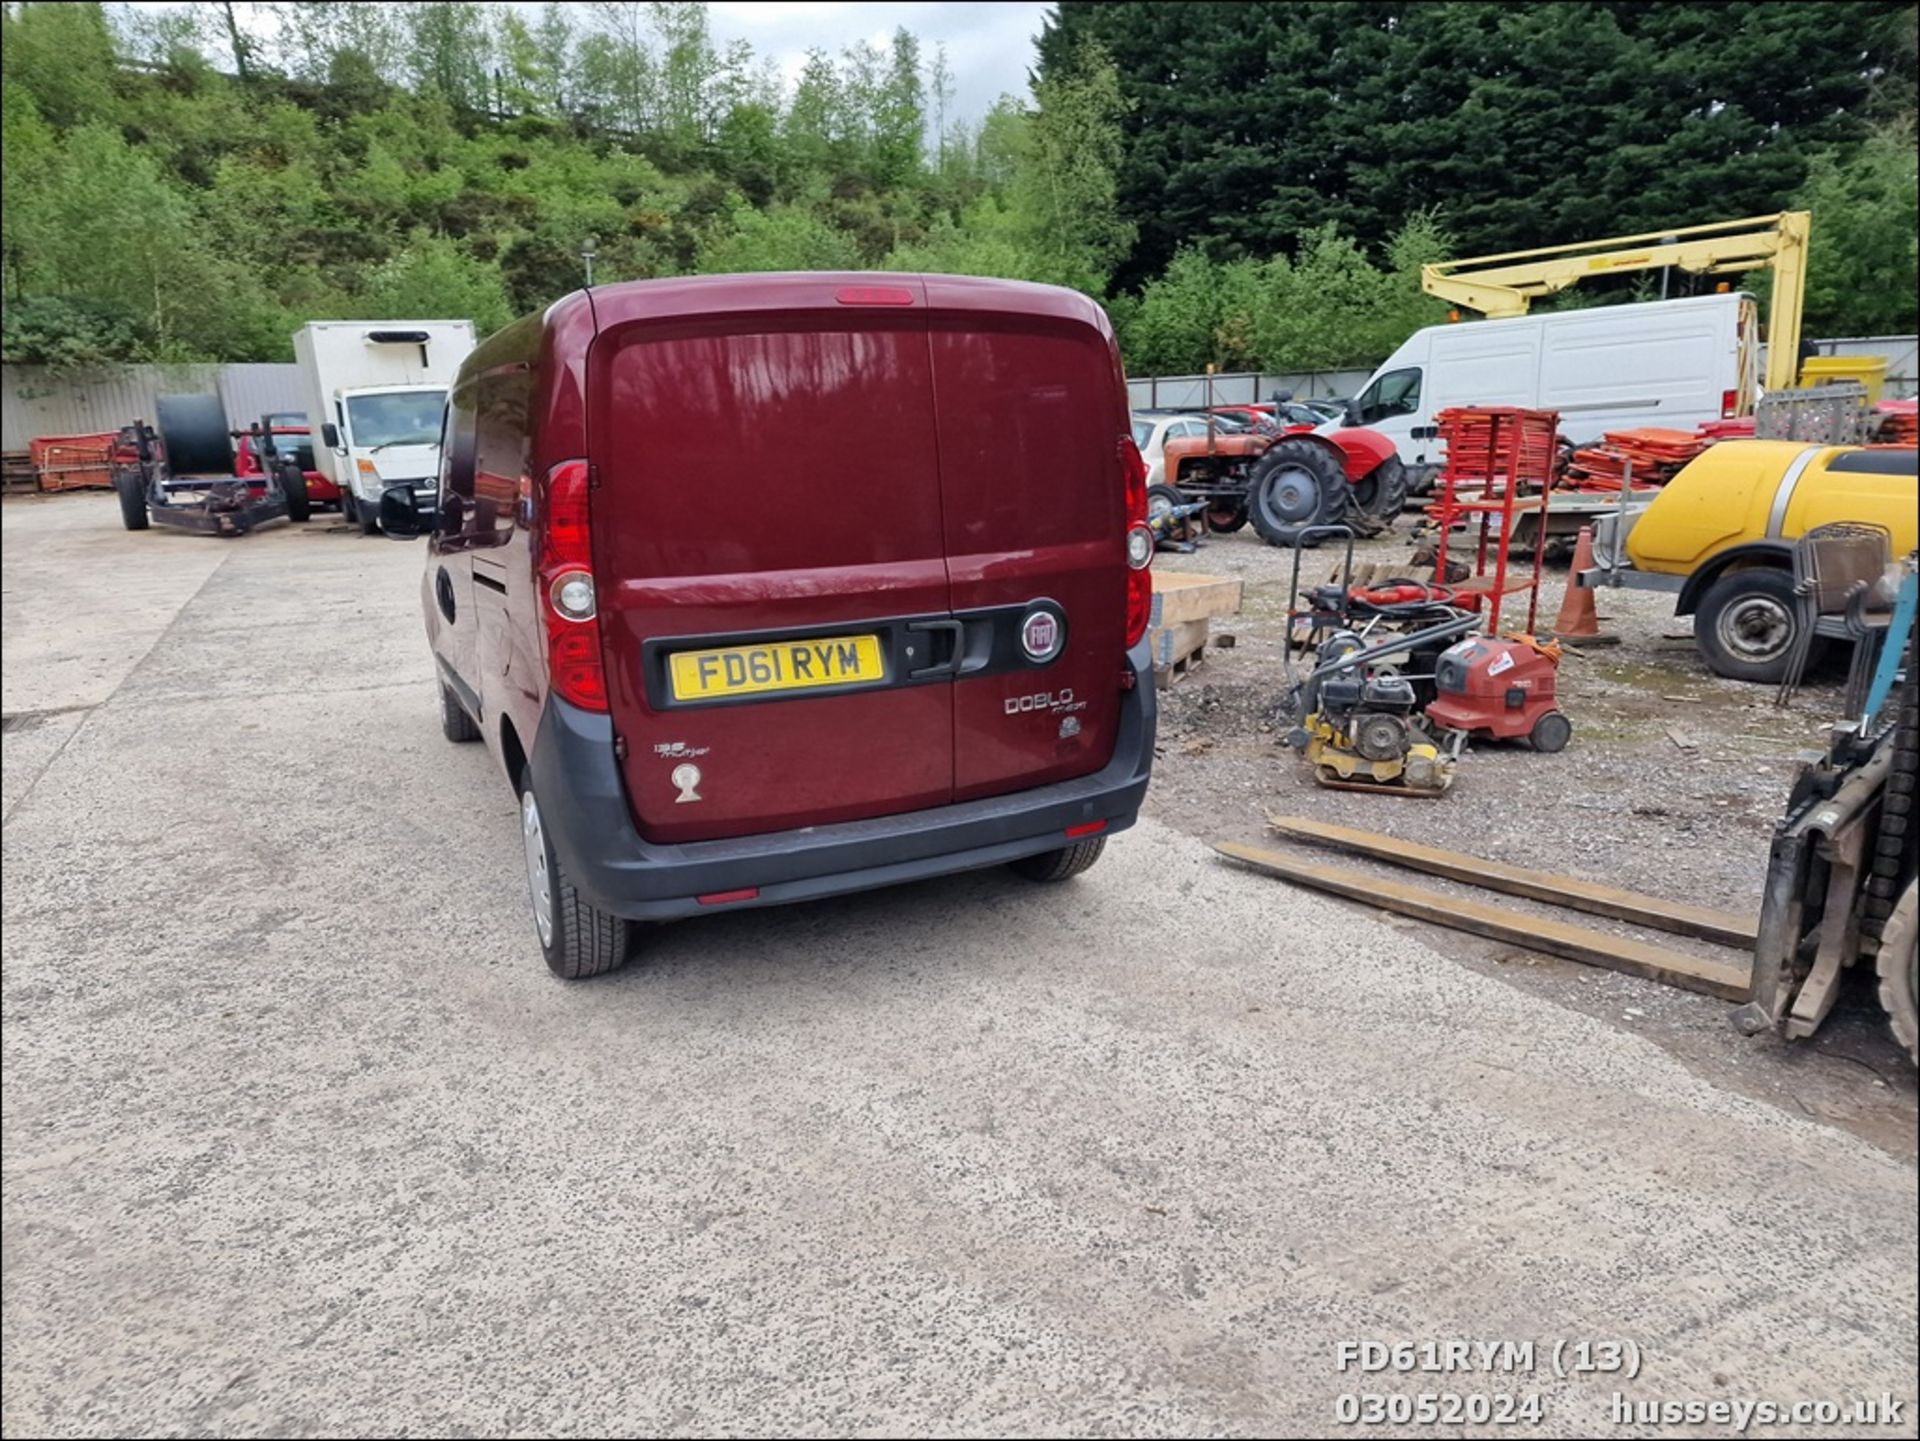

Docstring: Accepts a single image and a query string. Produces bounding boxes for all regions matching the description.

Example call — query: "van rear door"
[589,277,954,843]
[923,277,1129,802]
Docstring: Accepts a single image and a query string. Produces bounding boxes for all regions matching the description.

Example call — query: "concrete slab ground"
[3,493,1915,1438]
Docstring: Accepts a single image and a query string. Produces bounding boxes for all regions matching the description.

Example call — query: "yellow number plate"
[668,634,885,701]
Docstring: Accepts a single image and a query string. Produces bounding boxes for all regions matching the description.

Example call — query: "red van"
[383,273,1157,977]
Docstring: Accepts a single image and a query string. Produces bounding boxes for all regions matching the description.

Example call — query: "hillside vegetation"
[2,1,1912,375]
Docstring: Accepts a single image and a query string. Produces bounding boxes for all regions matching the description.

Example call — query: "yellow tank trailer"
[1587,440,1917,682]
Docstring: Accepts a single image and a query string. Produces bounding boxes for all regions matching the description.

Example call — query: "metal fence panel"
[218,364,307,427]
[2,363,305,449]
[1126,369,1372,411]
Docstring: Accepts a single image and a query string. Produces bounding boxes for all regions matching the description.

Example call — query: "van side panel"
[924,278,1128,801]
[1349,295,1748,465]
[1533,303,1729,441]
[589,298,957,843]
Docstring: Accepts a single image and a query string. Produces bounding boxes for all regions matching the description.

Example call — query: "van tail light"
[1721,389,1738,419]
[1120,433,1153,647]
[539,459,608,712]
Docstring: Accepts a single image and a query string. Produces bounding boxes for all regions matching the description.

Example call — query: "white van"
[1332,293,1758,487]
[293,321,477,533]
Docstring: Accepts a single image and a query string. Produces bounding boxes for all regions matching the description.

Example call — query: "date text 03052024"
[1336,1340,1642,1379]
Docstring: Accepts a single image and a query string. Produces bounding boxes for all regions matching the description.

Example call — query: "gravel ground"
[1147,526,1918,1154]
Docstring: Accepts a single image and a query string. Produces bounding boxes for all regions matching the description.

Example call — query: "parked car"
[1132,411,1215,485]
[1210,400,1344,429]
[383,274,1157,978]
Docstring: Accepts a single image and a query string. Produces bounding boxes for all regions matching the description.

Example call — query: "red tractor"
[1158,419,1407,546]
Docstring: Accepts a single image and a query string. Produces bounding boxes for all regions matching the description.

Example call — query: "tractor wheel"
[281,464,311,523]
[1205,503,1248,534]
[1875,879,1919,1067]
[114,472,150,531]
[1248,438,1348,548]
[1346,456,1409,537]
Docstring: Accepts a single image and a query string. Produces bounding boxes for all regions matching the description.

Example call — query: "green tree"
[404,1,494,110]
[1786,119,1920,336]
[1002,39,1135,294]
[362,236,513,332]
[1038,1,1918,292]
[695,204,860,273]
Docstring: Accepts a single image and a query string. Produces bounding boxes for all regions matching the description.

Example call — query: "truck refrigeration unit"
[293,320,476,533]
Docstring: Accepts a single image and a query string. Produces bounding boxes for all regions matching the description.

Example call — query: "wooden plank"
[1213,842,1754,1001]
[1266,816,1758,948]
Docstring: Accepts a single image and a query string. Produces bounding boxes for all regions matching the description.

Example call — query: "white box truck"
[293,320,477,533]
[1328,293,1759,489]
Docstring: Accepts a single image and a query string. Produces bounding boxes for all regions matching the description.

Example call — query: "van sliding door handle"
[905,618,964,678]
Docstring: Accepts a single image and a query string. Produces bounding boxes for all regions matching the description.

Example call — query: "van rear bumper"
[530,642,1156,921]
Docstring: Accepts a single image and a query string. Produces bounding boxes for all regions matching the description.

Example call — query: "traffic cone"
[1549,526,1619,646]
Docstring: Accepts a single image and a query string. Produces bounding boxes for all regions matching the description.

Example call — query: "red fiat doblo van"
[384,273,1157,978]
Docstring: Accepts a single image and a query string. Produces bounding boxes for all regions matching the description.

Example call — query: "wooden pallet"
[2,451,38,495]
[1153,619,1209,688]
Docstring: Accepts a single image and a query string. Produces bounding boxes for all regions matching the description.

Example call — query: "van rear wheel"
[520,781,632,980]
[1009,836,1106,882]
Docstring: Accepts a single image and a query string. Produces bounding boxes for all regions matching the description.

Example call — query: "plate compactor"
[1280,615,1479,796]
[1276,527,1574,795]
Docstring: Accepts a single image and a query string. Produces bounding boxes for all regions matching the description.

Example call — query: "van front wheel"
[1009,837,1106,882]
[520,782,632,980]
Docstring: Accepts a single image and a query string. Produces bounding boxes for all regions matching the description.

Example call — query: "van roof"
[560,272,1110,336]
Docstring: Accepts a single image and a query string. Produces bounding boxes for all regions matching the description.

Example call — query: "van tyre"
[114,473,149,531]
[1248,439,1348,548]
[1694,568,1812,684]
[1009,836,1106,882]
[439,682,481,743]
[520,780,632,980]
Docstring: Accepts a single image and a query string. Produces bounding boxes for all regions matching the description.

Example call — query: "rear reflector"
[697,887,760,906]
[835,286,915,306]
[1065,820,1107,839]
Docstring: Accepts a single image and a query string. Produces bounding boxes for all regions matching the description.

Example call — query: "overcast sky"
[709,2,1054,120]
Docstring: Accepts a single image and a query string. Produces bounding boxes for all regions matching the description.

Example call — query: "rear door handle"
[906,618,964,678]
